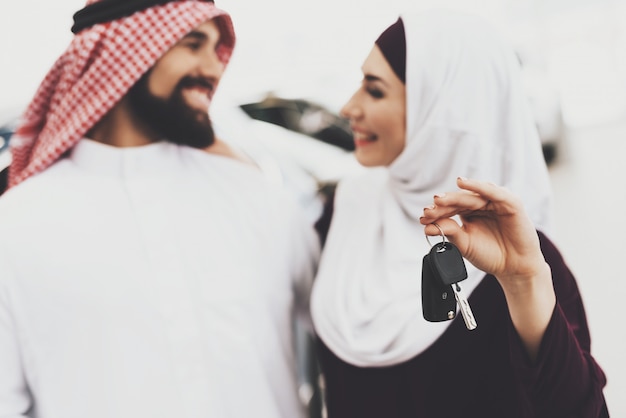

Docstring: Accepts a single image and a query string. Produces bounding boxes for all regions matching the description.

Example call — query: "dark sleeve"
[508,231,609,417]
[0,167,7,197]
[314,185,335,248]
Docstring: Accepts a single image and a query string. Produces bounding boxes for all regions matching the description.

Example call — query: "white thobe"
[0,139,319,418]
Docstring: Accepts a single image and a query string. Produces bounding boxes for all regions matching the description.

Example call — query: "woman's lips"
[353,130,377,147]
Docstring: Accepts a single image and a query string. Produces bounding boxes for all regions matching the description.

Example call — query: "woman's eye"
[366,87,384,99]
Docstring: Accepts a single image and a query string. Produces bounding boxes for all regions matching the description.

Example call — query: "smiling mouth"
[353,131,377,146]
[183,87,212,111]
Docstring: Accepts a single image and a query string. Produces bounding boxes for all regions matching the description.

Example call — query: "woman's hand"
[420,177,546,290]
[420,177,556,361]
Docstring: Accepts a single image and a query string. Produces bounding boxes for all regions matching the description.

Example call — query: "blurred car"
[241,78,565,165]
[0,114,19,195]
[517,51,566,165]
[521,71,565,165]
[0,126,10,154]
[0,116,17,168]
[240,94,355,152]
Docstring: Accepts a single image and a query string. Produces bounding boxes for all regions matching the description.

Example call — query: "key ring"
[425,223,447,250]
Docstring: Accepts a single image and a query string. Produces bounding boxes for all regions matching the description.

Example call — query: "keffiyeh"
[9,0,234,188]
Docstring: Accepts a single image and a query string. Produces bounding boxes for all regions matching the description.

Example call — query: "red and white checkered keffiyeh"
[8,0,235,189]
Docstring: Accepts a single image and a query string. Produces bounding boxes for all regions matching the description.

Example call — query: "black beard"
[127,72,215,149]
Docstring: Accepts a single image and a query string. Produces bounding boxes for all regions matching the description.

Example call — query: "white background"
[1,0,625,415]
[2,0,625,125]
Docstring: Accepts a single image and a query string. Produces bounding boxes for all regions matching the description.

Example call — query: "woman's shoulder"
[314,169,387,247]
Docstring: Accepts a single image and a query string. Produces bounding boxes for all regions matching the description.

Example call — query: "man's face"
[127,19,225,148]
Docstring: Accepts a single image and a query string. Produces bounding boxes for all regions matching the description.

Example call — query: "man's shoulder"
[0,160,77,219]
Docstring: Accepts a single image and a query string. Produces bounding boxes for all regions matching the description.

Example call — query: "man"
[0,1,319,417]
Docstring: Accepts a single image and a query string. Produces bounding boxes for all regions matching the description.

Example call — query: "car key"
[422,253,457,322]
[427,240,478,330]
[450,282,477,330]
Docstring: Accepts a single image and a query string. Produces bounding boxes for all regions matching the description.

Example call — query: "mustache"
[177,76,217,94]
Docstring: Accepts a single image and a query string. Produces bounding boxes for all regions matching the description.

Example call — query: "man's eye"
[185,42,202,51]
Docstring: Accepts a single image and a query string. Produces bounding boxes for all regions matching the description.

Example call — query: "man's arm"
[289,202,321,331]
[274,181,321,331]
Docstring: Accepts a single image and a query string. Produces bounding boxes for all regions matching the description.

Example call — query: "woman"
[310,10,608,418]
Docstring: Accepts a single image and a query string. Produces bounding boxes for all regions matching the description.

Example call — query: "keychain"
[422,224,477,330]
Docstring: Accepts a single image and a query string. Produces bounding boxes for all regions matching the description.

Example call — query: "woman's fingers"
[420,190,491,225]
[423,191,489,220]
[455,177,521,211]
[420,178,522,223]
[423,218,470,254]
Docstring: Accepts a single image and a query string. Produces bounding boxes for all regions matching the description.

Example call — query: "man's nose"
[199,49,224,79]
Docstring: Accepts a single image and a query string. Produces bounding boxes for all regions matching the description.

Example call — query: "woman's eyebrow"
[365,74,389,86]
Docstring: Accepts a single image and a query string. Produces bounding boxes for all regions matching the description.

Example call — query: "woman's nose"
[340,94,361,120]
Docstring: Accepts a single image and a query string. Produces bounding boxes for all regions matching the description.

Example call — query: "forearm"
[509,302,608,417]
[500,261,556,362]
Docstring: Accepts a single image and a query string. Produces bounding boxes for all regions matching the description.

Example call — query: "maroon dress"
[314,197,609,417]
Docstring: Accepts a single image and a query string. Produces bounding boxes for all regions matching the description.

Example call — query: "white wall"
[1,0,624,125]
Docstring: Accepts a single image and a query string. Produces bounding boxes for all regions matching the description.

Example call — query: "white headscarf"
[311,10,554,367]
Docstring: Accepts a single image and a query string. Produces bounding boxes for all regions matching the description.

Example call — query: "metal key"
[427,239,478,331]
[451,282,477,330]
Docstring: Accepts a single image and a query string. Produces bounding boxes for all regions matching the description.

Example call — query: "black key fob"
[428,242,468,286]
[422,254,456,322]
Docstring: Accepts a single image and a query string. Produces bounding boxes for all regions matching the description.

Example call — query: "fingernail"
[457,176,467,182]
[425,205,435,210]
[434,193,446,198]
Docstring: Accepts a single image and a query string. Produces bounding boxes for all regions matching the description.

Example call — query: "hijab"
[311,10,554,367]
[8,0,235,189]
[375,17,406,83]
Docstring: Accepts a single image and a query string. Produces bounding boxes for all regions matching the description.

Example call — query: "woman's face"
[341,45,406,167]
